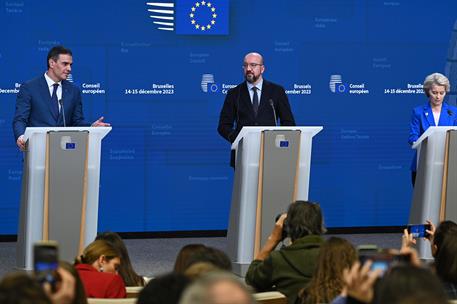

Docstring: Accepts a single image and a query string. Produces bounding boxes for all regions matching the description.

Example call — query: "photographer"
[245,200,326,304]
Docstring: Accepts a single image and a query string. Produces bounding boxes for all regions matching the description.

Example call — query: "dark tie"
[51,83,59,119]
[252,86,259,115]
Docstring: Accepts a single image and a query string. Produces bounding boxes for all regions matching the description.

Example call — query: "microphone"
[448,109,453,116]
[59,99,66,127]
[269,99,277,126]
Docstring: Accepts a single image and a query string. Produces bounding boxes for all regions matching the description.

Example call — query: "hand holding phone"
[34,241,59,292]
[407,224,431,238]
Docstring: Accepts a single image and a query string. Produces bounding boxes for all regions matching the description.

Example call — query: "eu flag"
[175,0,229,35]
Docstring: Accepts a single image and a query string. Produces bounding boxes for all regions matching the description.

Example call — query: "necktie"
[51,83,59,119]
[252,86,259,115]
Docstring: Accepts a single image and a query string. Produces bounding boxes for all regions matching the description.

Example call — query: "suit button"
[255,122,258,126]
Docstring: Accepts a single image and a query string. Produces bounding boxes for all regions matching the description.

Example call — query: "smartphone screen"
[34,241,59,289]
[407,224,431,238]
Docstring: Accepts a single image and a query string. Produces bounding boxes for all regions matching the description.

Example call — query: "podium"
[226,126,322,276]
[410,126,457,259]
[16,127,111,270]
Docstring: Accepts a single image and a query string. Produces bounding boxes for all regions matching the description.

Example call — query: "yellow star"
[189,13,194,17]
[201,1,206,5]
[207,2,212,7]
[211,7,215,12]
[201,26,206,31]
[191,7,195,11]
[212,13,217,18]
[191,19,195,24]
[196,2,200,7]
[211,20,215,24]
[206,24,211,29]
[195,24,200,29]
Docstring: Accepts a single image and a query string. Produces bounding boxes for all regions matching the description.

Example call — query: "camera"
[275,214,288,241]
[34,241,59,291]
[359,252,412,275]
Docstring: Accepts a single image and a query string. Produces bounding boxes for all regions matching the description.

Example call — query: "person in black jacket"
[217,52,295,166]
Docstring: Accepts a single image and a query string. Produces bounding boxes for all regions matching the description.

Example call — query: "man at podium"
[217,52,295,165]
[408,72,457,185]
[12,45,109,151]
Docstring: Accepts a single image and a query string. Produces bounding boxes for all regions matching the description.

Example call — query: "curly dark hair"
[299,237,356,304]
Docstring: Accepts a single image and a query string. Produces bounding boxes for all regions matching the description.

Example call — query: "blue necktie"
[51,83,59,120]
[252,86,259,115]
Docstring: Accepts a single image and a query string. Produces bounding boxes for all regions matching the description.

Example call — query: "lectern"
[410,126,457,259]
[226,126,322,276]
[17,127,111,270]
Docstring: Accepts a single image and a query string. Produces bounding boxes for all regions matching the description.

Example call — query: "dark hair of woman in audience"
[0,272,51,304]
[96,231,145,286]
[431,220,457,257]
[59,261,88,304]
[173,244,207,273]
[182,246,232,273]
[299,237,357,304]
[434,232,457,299]
[137,272,191,304]
[374,265,448,304]
[74,239,126,298]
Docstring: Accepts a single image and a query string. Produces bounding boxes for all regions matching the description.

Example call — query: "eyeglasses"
[242,63,263,69]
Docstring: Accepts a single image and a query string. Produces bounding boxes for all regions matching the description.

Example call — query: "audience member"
[174,244,207,273]
[0,272,51,304]
[74,240,126,298]
[180,272,256,304]
[137,272,190,304]
[0,268,76,304]
[245,200,326,304]
[435,232,457,299]
[96,231,145,286]
[184,262,221,281]
[183,246,232,272]
[299,237,357,304]
[59,261,88,304]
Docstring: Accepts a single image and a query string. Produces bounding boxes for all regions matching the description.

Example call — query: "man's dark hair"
[285,200,326,241]
[47,45,72,68]
[374,265,448,304]
[435,232,457,285]
[137,272,190,304]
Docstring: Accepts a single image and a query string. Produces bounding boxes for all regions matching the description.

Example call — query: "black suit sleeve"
[217,88,238,143]
[276,85,295,126]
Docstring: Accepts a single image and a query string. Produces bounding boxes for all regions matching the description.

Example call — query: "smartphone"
[407,224,431,238]
[34,241,59,290]
[359,252,411,275]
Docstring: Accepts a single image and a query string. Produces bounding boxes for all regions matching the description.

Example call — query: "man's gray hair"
[179,271,256,304]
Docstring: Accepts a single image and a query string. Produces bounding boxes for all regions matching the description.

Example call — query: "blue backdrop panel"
[1,0,456,234]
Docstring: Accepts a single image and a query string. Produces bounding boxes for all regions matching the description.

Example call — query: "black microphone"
[269,99,277,126]
[59,99,66,127]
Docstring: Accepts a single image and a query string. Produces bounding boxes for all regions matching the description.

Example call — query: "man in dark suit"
[13,45,109,151]
[217,52,295,165]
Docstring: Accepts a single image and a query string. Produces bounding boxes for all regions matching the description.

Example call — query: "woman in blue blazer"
[409,73,457,186]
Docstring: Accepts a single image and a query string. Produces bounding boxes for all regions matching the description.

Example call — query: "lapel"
[258,79,271,113]
[438,103,453,126]
[39,76,58,122]
[240,82,256,118]
[423,103,435,127]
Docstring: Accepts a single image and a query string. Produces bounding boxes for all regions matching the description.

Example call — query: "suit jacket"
[75,264,126,298]
[245,235,324,304]
[408,102,457,171]
[12,75,90,140]
[217,79,296,143]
